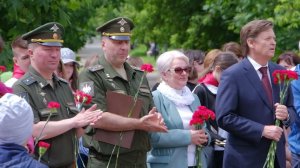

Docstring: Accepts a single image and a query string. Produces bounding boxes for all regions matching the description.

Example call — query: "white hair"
[156,50,189,73]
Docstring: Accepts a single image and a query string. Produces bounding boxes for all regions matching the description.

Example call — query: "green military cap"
[96,17,134,41]
[22,22,64,47]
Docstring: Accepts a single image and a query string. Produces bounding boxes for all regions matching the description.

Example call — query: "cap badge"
[50,24,59,32]
[120,27,125,32]
[53,33,59,40]
[118,18,127,26]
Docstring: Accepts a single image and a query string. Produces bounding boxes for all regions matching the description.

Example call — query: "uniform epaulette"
[57,77,68,83]
[22,76,37,86]
[88,64,104,72]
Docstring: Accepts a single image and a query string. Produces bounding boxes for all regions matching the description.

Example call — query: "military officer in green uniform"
[78,17,168,168]
[13,22,102,168]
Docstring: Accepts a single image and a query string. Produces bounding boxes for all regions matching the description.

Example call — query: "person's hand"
[262,125,283,141]
[72,104,103,128]
[191,129,208,145]
[26,136,34,154]
[274,103,289,121]
[139,107,168,132]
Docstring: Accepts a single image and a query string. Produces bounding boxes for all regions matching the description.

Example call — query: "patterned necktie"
[259,67,273,105]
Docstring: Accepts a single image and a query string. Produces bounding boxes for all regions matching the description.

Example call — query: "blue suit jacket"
[147,90,204,168]
[216,58,295,168]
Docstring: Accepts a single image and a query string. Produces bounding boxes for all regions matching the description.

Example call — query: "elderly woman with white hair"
[147,50,210,168]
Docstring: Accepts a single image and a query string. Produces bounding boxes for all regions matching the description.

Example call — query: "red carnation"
[75,90,84,103]
[47,101,60,109]
[287,70,298,80]
[265,69,298,167]
[83,92,92,105]
[140,63,154,73]
[0,66,6,73]
[75,90,92,105]
[38,141,50,148]
[189,105,215,168]
[189,106,215,126]
[272,70,298,84]
[38,141,50,162]
[74,90,93,111]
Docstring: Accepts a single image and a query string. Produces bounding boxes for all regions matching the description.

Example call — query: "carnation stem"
[263,119,280,168]
[195,124,202,168]
[35,112,52,147]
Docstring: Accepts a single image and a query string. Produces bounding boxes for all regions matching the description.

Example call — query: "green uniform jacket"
[78,55,153,159]
[13,66,78,167]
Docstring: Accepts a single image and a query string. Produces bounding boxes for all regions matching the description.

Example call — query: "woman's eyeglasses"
[169,67,192,74]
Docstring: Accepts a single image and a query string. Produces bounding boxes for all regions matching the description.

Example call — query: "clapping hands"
[139,107,168,132]
[72,104,103,128]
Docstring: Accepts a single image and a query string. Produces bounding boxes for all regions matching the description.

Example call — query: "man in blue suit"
[216,19,295,167]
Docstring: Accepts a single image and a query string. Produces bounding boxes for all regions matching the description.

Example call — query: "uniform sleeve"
[13,82,41,123]
[78,69,107,111]
[142,73,155,111]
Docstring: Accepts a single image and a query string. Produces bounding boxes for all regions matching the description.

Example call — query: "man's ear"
[247,38,255,48]
[27,49,34,61]
[12,57,18,64]
[101,38,106,48]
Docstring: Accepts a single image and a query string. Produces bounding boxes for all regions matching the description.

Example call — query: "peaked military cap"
[22,22,64,47]
[96,17,134,41]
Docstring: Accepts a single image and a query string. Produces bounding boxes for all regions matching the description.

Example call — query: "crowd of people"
[0,17,300,168]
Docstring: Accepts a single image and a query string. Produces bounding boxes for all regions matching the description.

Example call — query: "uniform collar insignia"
[43,97,47,105]
[39,82,44,88]
[40,92,46,97]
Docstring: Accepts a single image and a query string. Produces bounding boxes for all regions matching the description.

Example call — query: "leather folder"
[94,91,143,149]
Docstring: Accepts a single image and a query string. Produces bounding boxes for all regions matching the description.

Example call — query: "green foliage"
[123,0,300,58]
[130,44,155,65]
[0,0,104,67]
[1,0,300,70]
[130,44,147,57]
[141,55,156,65]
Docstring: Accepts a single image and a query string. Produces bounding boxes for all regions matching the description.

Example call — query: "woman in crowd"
[222,41,244,60]
[193,52,238,168]
[197,49,222,83]
[152,49,205,91]
[147,50,210,168]
[60,47,80,92]
[183,50,205,91]
[277,51,300,70]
